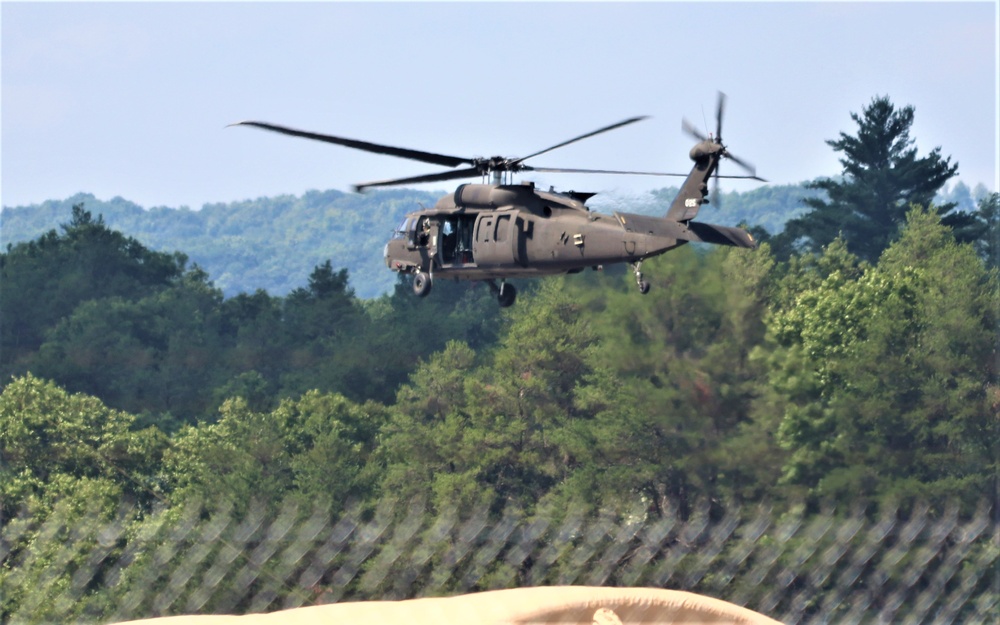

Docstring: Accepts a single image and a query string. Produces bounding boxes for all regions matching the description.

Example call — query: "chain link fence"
[2,495,997,624]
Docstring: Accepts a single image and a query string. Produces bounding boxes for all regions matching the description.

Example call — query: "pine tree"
[777,96,961,261]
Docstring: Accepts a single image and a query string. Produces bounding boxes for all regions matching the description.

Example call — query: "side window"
[495,214,510,243]
[413,217,431,247]
[406,217,420,248]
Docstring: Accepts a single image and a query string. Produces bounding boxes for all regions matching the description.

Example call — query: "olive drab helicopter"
[232,92,764,307]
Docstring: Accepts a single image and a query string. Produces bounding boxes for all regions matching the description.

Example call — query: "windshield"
[393,218,409,240]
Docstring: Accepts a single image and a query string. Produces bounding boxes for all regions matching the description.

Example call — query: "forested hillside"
[5,201,995,505]
[1,205,507,428]
[0,182,823,298]
[1,188,439,299]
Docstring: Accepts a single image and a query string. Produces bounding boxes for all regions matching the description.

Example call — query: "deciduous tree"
[766,208,998,507]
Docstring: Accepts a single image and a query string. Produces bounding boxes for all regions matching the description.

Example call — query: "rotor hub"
[689,140,724,162]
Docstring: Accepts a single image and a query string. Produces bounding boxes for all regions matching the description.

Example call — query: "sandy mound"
[114,586,782,624]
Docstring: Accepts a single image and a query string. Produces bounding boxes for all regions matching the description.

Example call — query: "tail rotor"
[681,91,762,209]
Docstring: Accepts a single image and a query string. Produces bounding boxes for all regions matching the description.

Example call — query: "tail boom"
[683,221,756,248]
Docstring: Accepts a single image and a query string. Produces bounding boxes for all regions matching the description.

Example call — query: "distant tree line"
[0,189,442,299]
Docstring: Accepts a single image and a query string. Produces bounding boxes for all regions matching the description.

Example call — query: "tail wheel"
[412,272,432,297]
[497,283,517,307]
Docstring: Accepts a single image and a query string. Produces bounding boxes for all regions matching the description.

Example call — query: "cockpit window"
[393,218,409,240]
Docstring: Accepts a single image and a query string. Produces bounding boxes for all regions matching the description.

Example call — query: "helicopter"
[232,92,764,307]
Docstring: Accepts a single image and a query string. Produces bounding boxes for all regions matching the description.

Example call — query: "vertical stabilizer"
[665,143,721,222]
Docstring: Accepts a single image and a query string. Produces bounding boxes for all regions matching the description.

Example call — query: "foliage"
[1,205,187,372]
[380,281,597,513]
[26,272,227,425]
[2,212,503,427]
[762,208,998,507]
[972,192,1000,270]
[6,200,995,516]
[7,490,995,622]
[0,374,164,623]
[776,96,963,261]
[0,373,167,517]
[1,167,998,619]
[164,392,386,517]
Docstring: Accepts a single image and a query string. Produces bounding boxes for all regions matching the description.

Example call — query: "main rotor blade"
[353,166,482,192]
[533,166,765,181]
[230,121,472,168]
[527,166,689,178]
[513,116,649,165]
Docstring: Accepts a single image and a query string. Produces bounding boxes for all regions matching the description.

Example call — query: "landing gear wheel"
[631,261,650,294]
[497,283,517,308]
[412,272,432,298]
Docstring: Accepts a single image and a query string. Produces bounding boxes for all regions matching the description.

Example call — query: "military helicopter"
[232,93,764,307]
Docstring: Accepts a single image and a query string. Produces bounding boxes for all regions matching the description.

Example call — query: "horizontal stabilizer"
[684,222,756,248]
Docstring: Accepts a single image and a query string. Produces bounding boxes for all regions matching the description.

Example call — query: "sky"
[2,1,997,211]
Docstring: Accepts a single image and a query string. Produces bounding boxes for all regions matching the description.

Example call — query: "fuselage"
[384,182,690,281]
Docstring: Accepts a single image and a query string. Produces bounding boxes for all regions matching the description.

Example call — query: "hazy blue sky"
[3,1,997,210]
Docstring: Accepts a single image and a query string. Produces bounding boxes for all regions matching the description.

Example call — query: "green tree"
[702,244,786,502]
[560,247,779,513]
[972,192,999,269]
[377,340,478,504]
[1,204,186,376]
[379,280,596,513]
[215,289,287,411]
[352,274,503,405]
[277,262,372,400]
[765,208,998,507]
[26,268,228,426]
[777,96,961,261]
[0,476,133,623]
[0,375,164,623]
[164,391,385,515]
[0,374,167,517]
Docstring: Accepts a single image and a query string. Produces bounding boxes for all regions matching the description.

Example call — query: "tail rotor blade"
[683,118,708,142]
[713,165,721,210]
[716,91,726,141]
[725,151,757,178]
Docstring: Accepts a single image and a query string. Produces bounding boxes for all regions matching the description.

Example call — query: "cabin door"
[473,213,516,267]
